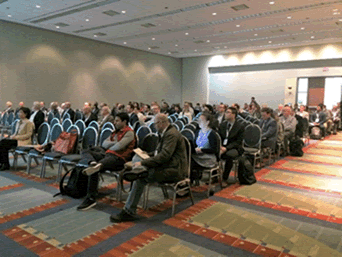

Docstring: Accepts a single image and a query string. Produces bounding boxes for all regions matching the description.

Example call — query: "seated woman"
[0,107,34,170]
[191,112,219,184]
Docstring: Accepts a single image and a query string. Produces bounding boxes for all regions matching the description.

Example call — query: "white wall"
[182,43,342,108]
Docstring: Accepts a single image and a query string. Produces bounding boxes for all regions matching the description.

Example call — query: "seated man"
[309,104,327,138]
[332,105,340,134]
[219,107,244,186]
[259,107,277,151]
[280,106,297,155]
[77,112,135,211]
[110,113,187,222]
[98,106,114,131]
[82,106,98,127]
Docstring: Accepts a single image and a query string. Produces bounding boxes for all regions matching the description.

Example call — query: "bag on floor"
[310,127,321,140]
[289,136,304,157]
[53,166,88,199]
[238,155,257,185]
[54,132,78,154]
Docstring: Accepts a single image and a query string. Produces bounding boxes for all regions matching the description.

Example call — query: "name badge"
[223,139,228,146]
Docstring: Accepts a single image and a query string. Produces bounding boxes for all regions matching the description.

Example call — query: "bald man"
[110,113,188,222]
[99,106,114,131]
[82,106,97,127]
[61,102,75,122]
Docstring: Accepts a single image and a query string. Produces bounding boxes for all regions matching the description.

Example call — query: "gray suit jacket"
[141,125,187,183]
[259,117,277,149]
[99,115,115,130]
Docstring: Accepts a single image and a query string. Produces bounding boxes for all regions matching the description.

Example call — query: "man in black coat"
[30,101,45,133]
[82,106,98,127]
[61,102,75,122]
[219,107,244,185]
[259,107,277,150]
[126,104,139,127]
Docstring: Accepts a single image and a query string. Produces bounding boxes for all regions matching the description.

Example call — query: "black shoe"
[77,198,96,211]
[110,209,136,223]
[0,164,10,171]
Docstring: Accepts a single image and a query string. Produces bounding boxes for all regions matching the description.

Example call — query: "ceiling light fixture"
[36,5,41,8]
[185,32,189,35]
[194,49,197,52]
[148,47,151,50]
[254,34,258,36]
[122,10,126,14]
[334,9,338,11]
[7,14,11,17]
[236,25,240,27]
[152,38,155,40]
[340,19,342,21]
[224,46,227,48]
[311,36,315,39]
[207,40,210,42]
[175,44,178,46]
[269,41,272,43]
[212,12,217,15]
[168,52,171,54]
[56,26,60,29]
[333,12,340,15]
[269,1,275,4]
[287,16,292,19]
[85,19,89,22]
[123,42,127,44]
[301,27,305,30]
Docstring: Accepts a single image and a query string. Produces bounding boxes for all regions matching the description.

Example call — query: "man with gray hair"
[99,106,114,131]
[110,113,188,222]
[30,101,45,133]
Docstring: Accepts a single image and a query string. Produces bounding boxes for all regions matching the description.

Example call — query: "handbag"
[54,132,78,154]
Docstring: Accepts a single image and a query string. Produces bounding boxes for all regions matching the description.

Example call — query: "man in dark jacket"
[259,107,277,150]
[110,113,187,222]
[219,107,244,185]
[82,106,97,127]
[30,101,45,133]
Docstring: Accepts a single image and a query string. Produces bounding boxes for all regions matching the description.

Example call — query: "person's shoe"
[77,198,96,211]
[83,163,103,176]
[89,161,97,166]
[110,209,136,222]
[0,164,10,171]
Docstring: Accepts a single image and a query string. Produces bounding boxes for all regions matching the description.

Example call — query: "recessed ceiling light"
[254,34,258,36]
[206,40,210,43]
[334,9,339,11]
[212,13,217,16]
[194,49,197,52]
[175,44,178,46]
[236,25,240,27]
[224,46,227,48]
[333,12,340,15]
[269,1,275,4]
[340,19,342,21]
[85,19,89,22]
[94,35,98,37]
[185,32,189,35]
[56,26,60,29]
[36,5,41,8]
[123,42,127,44]
[122,10,126,14]
[311,36,315,39]
[148,47,151,50]
[152,38,155,40]
[287,16,292,19]
[7,14,11,17]
[168,52,171,54]
[269,41,272,43]
[301,27,305,30]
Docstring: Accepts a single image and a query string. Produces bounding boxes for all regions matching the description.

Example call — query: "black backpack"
[53,166,88,199]
[238,155,257,185]
[289,136,304,157]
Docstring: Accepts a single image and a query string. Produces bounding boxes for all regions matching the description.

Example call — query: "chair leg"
[57,162,63,182]
[48,161,54,170]
[13,152,18,171]
[207,171,212,198]
[33,157,39,166]
[171,188,177,216]
[116,175,122,202]
[21,155,27,163]
[188,182,195,205]
[161,186,169,199]
[40,159,46,178]
[26,155,32,174]
[143,184,150,210]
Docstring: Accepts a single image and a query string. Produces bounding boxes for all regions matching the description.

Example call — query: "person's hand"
[10,135,16,140]
[195,147,202,154]
[220,146,227,155]
[133,162,142,168]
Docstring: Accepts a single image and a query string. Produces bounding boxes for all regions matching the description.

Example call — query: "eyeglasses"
[225,111,233,114]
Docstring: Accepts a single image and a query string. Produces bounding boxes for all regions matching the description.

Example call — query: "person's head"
[317,104,323,112]
[162,102,169,109]
[19,102,24,107]
[65,102,71,109]
[174,104,181,113]
[154,113,170,133]
[300,105,305,112]
[50,102,58,110]
[203,104,213,114]
[218,104,226,114]
[126,104,134,114]
[283,106,292,118]
[225,107,237,121]
[261,103,268,109]
[199,111,215,130]
[19,107,31,119]
[243,103,249,109]
[294,103,298,109]
[151,104,161,115]
[143,104,150,112]
[32,101,41,111]
[99,102,107,109]
[183,102,190,111]
[231,103,240,111]
[114,112,129,130]
[6,101,12,108]
[261,107,272,120]
[101,106,110,116]
[83,106,91,115]
[133,106,140,114]
[40,101,45,108]
[278,104,283,111]
[84,102,91,107]
[133,102,140,110]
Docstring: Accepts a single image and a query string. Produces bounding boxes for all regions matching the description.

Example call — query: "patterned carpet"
[1,133,342,256]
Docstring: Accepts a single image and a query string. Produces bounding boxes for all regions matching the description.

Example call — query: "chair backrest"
[136,126,152,148]
[190,120,199,130]
[1,112,8,125]
[82,126,98,149]
[243,124,261,149]
[174,120,184,131]
[169,115,177,123]
[62,118,72,132]
[172,123,180,131]
[50,123,63,142]
[212,130,222,161]
[6,112,14,126]
[63,112,70,120]
[183,124,196,133]
[47,112,54,124]
[132,121,140,132]
[140,133,159,152]
[37,122,50,145]
[54,112,61,120]
[149,122,157,133]
[75,111,83,121]
[50,117,60,128]
[182,136,192,179]
[180,128,195,143]
[99,128,113,146]
[102,122,115,131]
[180,116,189,125]
[88,120,99,131]
[67,124,80,135]
[74,119,86,137]
[11,119,19,135]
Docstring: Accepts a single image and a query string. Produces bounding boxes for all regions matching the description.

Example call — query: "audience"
[30,101,45,133]
[110,113,187,222]
[82,106,97,127]
[280,106,297,154]
[214,104,227,125]
[62,102,75,122]
[3,101,13,114]
[126,104,139,126]
[98,106,114,131]
[219,107,244,187]
[259,108,278,151]
[309,104,327,138]
[179,102,193,122]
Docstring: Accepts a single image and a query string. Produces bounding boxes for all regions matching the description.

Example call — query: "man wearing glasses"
[219,107,245,186]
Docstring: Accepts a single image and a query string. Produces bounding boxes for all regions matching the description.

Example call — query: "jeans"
[221,149,239,180]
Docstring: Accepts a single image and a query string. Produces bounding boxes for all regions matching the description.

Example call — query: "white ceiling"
[2,0,342,58]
